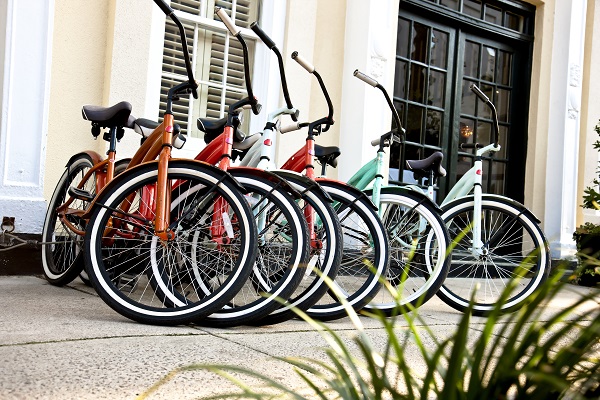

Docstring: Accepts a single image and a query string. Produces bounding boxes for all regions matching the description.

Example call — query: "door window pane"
[497,88,510,122]
[409,64,426,103]
[485,5,502,25]
[459,118,475,146]
[426,110,443,146]
[497,50,512,85]
[463,41,479,78]
[505,12,524,32]
[461,80,477,116]
[497,126,508,159]
[440,0,459,11]
[429,70,445,108]
[412,22,430,63]
[476,121,492,145]
[397,18,410,58]
[431,29,448,68]
[490,162,506,194]
[394,60,408,99]
[406,104,424,143]
[463,0,482,18]
[481,46,496,82]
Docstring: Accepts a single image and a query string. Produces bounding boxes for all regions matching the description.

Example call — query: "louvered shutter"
[159,0,258,137]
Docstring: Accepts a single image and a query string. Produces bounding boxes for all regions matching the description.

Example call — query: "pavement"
[0,275,598,400]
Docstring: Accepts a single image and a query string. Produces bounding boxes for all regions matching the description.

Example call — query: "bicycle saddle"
[197,117,247,144]
[314,144,341,168]
[406,151,446,179]
[81,101,132,128]
[131,118,181,138]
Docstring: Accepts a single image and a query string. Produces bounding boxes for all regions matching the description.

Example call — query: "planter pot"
[573,231,600,288]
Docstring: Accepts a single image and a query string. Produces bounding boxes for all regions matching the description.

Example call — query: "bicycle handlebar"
[291,51,315,74]
[154,0,198,100]
[251,22,297,121]
[470,84,490,104]
[215,7,240,36]
[470,84,499,147]
[354,69,403,134]
[215,7,261,115]
[354,70,378,88]
[292,51,334,132]
[249,22,275,49]
[153,0,174,16]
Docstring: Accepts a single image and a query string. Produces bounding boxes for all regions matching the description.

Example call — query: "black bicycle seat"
[406,151,446,179]
[314,144,341,168]
[197,117,227,144]
[82,101,132,128]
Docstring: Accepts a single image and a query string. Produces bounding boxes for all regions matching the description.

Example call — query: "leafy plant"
[137,267,600,399]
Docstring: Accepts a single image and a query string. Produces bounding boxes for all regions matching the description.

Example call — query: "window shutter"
[159,0,258,137]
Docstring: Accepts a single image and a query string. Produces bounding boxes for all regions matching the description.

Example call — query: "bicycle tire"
[363,187,450,316]
[256,173,343,325]
[190,171,310,327]
[42,155,94,286]
[439,195,550,315]
[78,160,129,287]
[306,180,389,321]
[83,161,258,325]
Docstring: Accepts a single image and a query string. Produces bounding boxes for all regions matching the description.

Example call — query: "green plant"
[137,267,600,399]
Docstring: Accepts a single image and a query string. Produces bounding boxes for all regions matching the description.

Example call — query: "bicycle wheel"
[363,187,450,316]
[256,173,342,326]
[78,160,129,287]
[192,171,310,327]
[42,154,94,286]
[83,161,258,325]
[306,180,389,321]
[439,195,550,315]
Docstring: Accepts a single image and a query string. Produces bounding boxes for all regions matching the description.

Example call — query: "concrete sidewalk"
[0,275,598,399]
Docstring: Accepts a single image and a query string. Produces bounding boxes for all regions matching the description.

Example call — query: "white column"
[338,0,400,183]
[0,0,54,234]
[544,0,588,259]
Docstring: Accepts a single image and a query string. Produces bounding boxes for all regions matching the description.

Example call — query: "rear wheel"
[195,172,310,327]
[256,175,342,326]
[364,188,450,316]
[439,196,549,315]
[42,155,94,286]
[306,181,389,321]
[84,162,258,325]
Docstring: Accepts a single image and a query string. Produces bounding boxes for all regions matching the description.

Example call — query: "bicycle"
[359,78,549,315]
[65,1,267,325]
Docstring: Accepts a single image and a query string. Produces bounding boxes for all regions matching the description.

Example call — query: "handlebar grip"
[354,70,378,87]
[470,84,490,104]
[370,137,381,147]
[215,7,240,36]
[291,51,315,74]
[153,0,174,15]
[250,22,276,49]
[280,122,302,134]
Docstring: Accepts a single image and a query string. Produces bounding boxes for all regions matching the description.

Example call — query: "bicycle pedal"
[68,187,95,202]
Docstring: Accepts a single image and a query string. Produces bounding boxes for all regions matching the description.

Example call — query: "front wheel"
[84,162,258,325]
[439,196,550,315]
